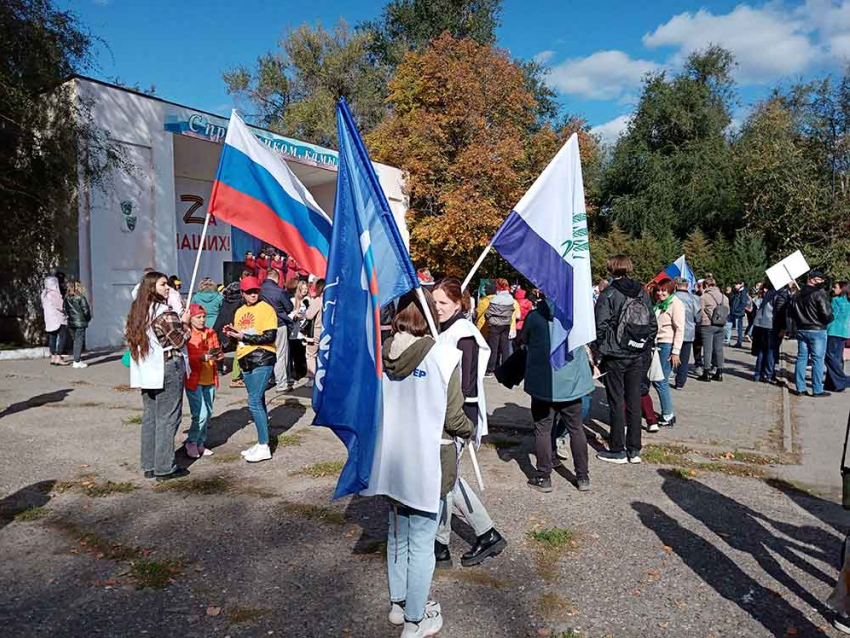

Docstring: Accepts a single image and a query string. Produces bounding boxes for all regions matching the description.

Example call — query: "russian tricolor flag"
[653,255,696,291]
[208,111,332,276]
[491,134,596,368]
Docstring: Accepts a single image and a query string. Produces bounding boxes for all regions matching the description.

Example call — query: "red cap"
[240,276,261,292]
[189,303,206,317]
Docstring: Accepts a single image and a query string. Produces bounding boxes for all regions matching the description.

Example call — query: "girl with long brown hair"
[127,271,191,482]
[431,277,506,569]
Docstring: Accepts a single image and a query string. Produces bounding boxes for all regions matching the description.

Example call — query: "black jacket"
[594,278,657,359]
[213,283,243,350]
[64,295,92,329]
[440,312,479,424]
[260,279,294,328]
[774,286,793,332]
[791,284,834,331]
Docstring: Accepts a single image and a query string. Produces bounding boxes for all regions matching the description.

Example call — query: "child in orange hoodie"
[185,304,223,458]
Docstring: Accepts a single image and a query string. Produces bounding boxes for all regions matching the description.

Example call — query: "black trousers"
[675,341,692,388]
[486,324,510,373]
[601,357,643,455]
[531,397,588,480]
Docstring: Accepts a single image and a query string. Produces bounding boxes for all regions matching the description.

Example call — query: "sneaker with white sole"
[389,601,440,626]
[244,444,272,463]
[400,606,443,637]
[72,361,88,369]
[240,444,259,457]
[199,446,214,457]
[628,453,642,464]
[647,423,659,433]
[555,436,569,460]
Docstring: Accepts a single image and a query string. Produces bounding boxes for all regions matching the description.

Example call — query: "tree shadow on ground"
[0,480,56,533]
[0,389,72,419]
[635,468,840,634]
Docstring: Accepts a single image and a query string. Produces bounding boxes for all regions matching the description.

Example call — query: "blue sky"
[60,0,850,144]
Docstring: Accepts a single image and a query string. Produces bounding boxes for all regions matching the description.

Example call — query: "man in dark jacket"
[728,282,749,348]
[260,269,294,393]
[790,271,834,397]
[517,299,594,493]
[594,255,658,464]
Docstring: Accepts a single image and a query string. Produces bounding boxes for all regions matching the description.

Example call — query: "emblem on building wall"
[120,200,137,233]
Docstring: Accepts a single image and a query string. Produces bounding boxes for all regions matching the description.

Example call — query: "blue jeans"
[242,364,273,444]
[652,343,674,419]
[186,384,215,446]
[387,504,438,623]
[726,316,744,344]
[826,335,849,391]
[795,330,827,394]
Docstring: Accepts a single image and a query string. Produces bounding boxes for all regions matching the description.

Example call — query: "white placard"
[766,250,810,290]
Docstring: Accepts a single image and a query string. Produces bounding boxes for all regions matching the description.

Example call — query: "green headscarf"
[654,295,673,313]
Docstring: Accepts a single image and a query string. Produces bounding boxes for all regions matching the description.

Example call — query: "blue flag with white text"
[312,98,418,499]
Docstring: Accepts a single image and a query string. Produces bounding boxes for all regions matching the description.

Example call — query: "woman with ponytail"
[431,278,507,569]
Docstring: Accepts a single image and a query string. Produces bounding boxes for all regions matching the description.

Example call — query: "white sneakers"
[400,605,443,637]
[243,444,272,463]
[240,444,257,457]
[647,423,660,433]
[389,601,440,626]
[72,361,88,369]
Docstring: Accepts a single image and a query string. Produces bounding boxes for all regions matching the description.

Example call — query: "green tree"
[222,21,386,148]
[728,231,768,286]
[601,46,740,239]
[682,229,713,278]
[1,0,127,342]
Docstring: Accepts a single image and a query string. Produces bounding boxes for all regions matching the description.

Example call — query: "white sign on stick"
[766,250,810,290]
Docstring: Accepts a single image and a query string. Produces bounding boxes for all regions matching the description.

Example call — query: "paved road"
[0,347,849,637]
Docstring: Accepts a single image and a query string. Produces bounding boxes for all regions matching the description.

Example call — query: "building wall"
[73,78,408,348]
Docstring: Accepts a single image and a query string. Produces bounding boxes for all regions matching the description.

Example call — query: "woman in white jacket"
[126,271,191,482]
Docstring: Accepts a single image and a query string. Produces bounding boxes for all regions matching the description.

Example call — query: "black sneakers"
[527,476,553,492]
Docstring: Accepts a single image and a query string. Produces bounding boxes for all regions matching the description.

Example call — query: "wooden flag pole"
[416,286,486,492]
[184,212,212,308]
[461,243,493,292]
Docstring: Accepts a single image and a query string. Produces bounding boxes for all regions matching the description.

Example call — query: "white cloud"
[591,114,632,146]
[643,5,822,83]
[547,50,661,100]
[799,0,850,58]
[534,50,556,65]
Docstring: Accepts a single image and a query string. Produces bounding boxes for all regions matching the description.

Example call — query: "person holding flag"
[312,98,466,636]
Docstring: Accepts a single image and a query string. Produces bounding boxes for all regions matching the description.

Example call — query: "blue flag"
[312,98,418,499]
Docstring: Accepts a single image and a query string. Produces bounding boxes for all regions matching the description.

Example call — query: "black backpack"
[615,294,654,353]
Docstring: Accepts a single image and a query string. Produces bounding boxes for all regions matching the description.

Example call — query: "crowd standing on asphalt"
[38,247,850,637]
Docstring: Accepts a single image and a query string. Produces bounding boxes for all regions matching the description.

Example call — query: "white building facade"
[71,76,408,348]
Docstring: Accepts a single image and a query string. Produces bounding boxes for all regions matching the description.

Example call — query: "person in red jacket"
[184,304,223,459]
[244,251,257,276]
[515,288,532,332]
[256,251,269,283]
[270,253,286,287]
[285,257,299,286]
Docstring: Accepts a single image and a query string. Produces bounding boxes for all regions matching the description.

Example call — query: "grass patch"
[51,521,142,561]
[554,631,581,638]
[433,570,509,588]
[156,475,276,498]
[276,433,303,447]
[691,462,766,478]
[83,481,138,497]
[130,559,182,589]
[672,468,697,480]
[281,502,346,525]
[226,606,269,624]
[122,414,143,425]
[289,460,345,478]
[641,444,692,465]
[538,592,576,620]
[528,527,575,549]
[6,506,51,523]
[211,452,243,464]
[157,476,230,495]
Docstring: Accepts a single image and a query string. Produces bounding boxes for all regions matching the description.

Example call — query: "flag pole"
[461,243,492,292]
[185,212,212,308]
[415,286,486,491]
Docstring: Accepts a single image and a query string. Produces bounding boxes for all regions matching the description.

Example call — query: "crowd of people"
[39,248,850,638]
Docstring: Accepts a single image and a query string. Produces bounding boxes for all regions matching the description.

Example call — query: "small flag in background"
[208,110,332,276]
[653,255,696,291]
[312,98,418,499]
[491,133,595,368]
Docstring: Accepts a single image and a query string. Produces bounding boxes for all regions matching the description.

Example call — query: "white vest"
[130,303,186,390]
[361,341,462,514]
[438,318,490,445]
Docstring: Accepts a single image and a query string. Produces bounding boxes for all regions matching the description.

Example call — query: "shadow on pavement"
[0,389,72,419]
[0,480,56,532]
[635,469,840,635]
[765,477,848,536]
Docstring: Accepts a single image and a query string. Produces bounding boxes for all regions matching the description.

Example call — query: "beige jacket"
[656,295,685,355]
[700,287,728,327]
